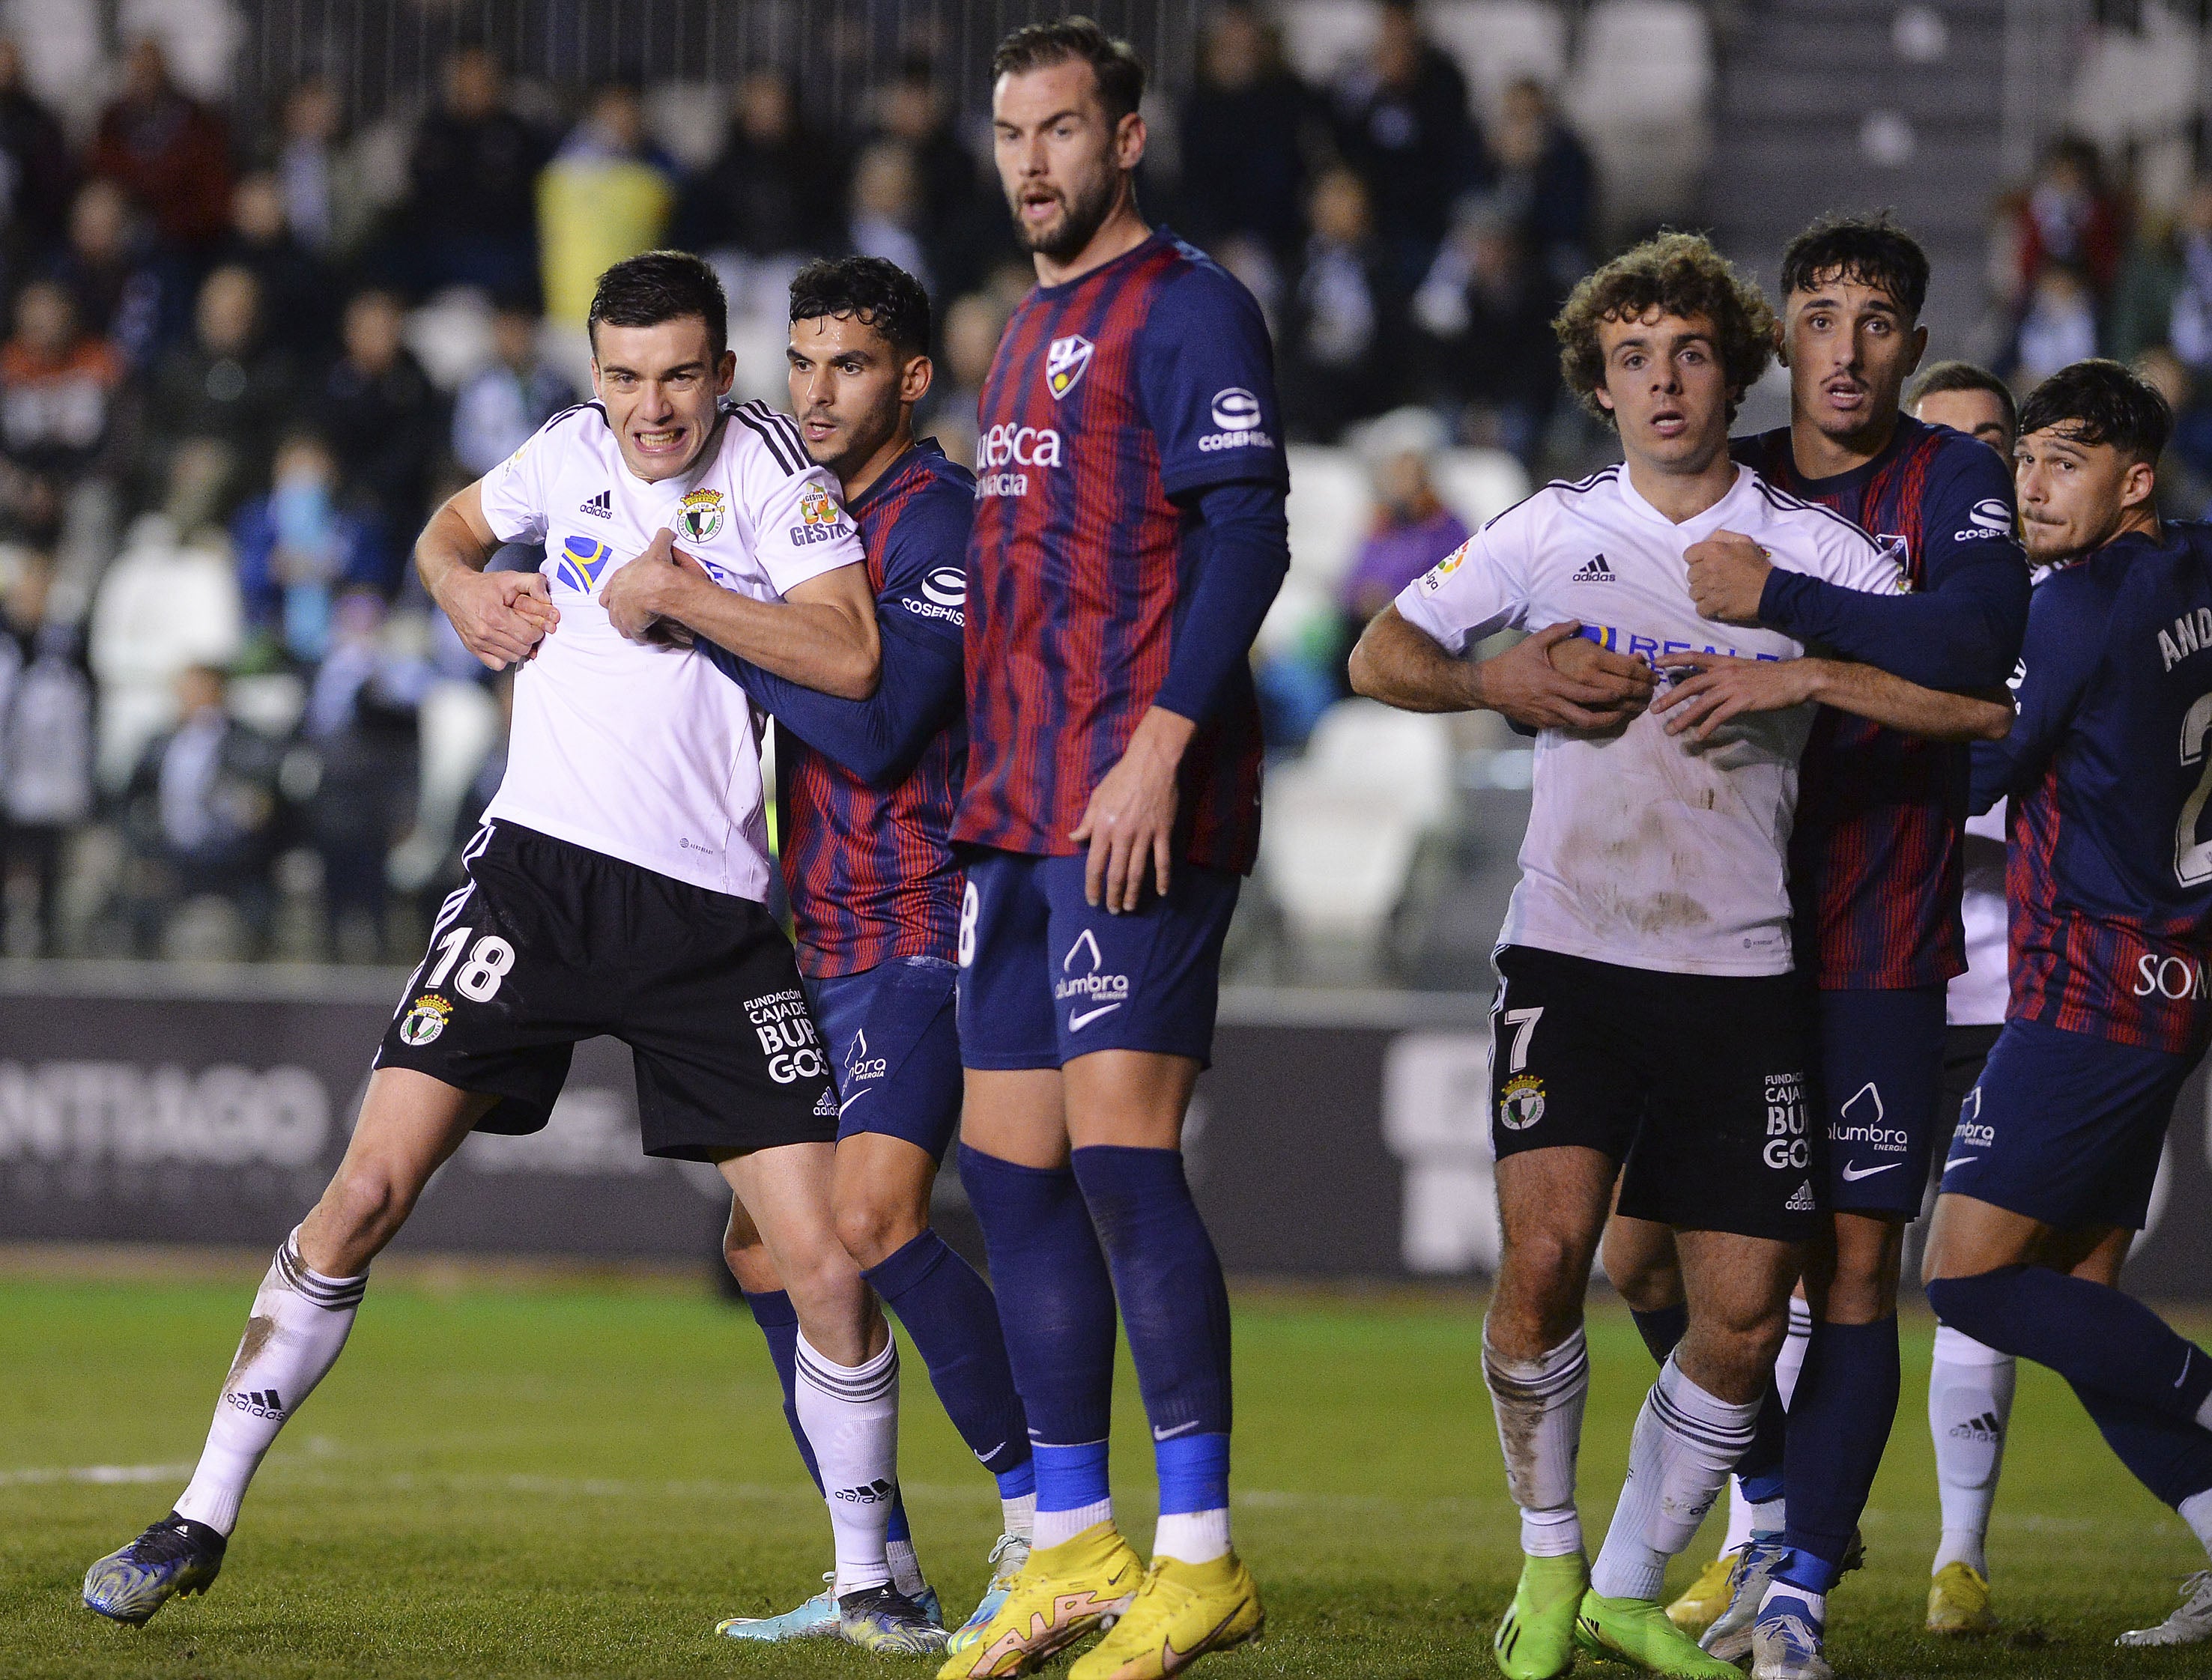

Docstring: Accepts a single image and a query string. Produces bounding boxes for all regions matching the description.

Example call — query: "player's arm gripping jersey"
[1754,424,2030,690]
[1975,525,2212,1052]
[700,440,974,979]
[470,400,864,900]
[1393,464,1900,977]
[954,232,1289,875]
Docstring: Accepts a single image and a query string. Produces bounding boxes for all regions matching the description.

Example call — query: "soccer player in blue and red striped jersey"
[1597,216,2032,1674]
[1926,359,2212,1652]
[606,257,1034,1655]
[942,20,1287,1680]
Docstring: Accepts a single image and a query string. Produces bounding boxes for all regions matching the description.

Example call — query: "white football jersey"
[1396,462,1903,977]
[476,398,863,899]
[1948,801,2009,1026]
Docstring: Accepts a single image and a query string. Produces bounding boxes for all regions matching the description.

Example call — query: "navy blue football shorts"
[955,848,1240,1070]
[1938,1016,2203,1231]
[1817,982,1949,1217]
[807,954,963,1161]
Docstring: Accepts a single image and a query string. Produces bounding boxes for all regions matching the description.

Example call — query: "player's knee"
[833,1192,926,1272]
[1603,1246,1683,1313]
[321,1158,420,1255]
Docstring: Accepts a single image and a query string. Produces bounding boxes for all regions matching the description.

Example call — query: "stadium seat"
[4,0,100,128]
[2066,10,2199,169]
[1563,0,1714,235]
[1258,698,1452,954]
[1282,443,1372,594]
[87,515,243,790]
[1433,447,1532,532]
[644,82,729,173]
[1278,0,1382,84]
[387,678,500,893]
[404,289,497,392]
[117,0,243,103]
[1425,1,1570,123]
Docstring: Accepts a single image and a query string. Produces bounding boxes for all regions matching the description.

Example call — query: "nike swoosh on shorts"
[1840,1161,1902,1181]
[1943,1156,1978,1173]
[1069,1003,1122,1031]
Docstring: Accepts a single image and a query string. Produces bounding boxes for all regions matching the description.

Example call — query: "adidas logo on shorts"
[579,490,612,518]
[1571,554,1617,583]
[811,1088,837,1118]
[1784,1180,1816,1212]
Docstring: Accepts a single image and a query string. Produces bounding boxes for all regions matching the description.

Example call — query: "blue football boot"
[715,1571,840,1642]
[82,1512,226,1625]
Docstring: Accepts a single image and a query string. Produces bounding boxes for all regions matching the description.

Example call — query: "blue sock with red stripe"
[1072,1144,1235,1564]
[959,1144,1120,1550]
[862,1230,1034,1493]
[742,1289,825,1496]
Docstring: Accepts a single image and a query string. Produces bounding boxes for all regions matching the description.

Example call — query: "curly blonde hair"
[1554,232,1776,425]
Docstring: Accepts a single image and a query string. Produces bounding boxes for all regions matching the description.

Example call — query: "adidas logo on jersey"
[226,1387,285,1420]
[579,490,611,519]
[1784,1181,1816,1212]
[1571,554,1616,583]
[1948,1409,2005,1443]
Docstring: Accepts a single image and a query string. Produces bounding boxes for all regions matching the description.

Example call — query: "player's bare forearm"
[604,534,881,698]
[1073,706,1196,912]
[417,482,557,670]
[1802,660,2013,742]
[1348,606,1482,712]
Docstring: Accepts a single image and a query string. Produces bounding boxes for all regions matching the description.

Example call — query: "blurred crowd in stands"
[0,1,1604,963]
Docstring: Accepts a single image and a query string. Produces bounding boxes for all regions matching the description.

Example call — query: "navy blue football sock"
[957,1144,1119,1523]
[742,1288,824,1494]
[1071,1145,1234,1442]
[863,1229,1032,1482]
[1735,1385,1789,1509]
[1927,1267,2212,1423]
[1629,1303,1688,1364]
[2067,1378,2212,1508]
[1781,1315,1900,1583]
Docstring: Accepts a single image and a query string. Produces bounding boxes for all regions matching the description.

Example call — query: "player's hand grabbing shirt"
[474,398,861,900]
[1395,463,1901,976]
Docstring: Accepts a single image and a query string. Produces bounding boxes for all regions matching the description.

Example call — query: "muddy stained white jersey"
[475,398,861,900]
[1396,462,1903,977]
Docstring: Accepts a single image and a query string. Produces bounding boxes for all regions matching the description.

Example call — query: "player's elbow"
[823,619,882,701]
[1347,617,1390,700]
[1970,702,2013,742]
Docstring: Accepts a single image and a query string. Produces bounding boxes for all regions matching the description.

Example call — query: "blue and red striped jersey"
[1738,416,2021,988]
[1975,523,2212,1054]
[771,441,972,977]
[953,228,1288,873]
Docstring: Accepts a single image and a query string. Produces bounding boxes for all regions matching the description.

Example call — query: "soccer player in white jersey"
[80,252,945,1654]
[1349,234,2012,1680]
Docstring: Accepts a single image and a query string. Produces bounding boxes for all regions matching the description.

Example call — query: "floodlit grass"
[3,1263,2210,1677]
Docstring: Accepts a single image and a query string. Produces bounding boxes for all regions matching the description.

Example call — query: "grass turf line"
[4,1273,2211,1678]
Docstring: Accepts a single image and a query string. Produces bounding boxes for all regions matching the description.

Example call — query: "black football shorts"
[1488,943,1825,1242]
[375,822,836,1159]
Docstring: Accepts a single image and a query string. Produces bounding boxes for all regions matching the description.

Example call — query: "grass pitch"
[4,1260,2210,1679]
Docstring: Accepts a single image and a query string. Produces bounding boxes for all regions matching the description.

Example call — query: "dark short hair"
[2017,358,2172,464]
[992,16,1147,125]
[1554,231,1776,425]
[789,256,931,360]
[587,249,727,357]
[1778,212,1930,321]
[1908,360,2017,433]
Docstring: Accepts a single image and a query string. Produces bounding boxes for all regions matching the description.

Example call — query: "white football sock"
[1775,1294,1813,1409]
[2178,1487,2212,1555]
[1483,1321,1589,1558]
[174,1228,366,1535]
[1034,1480,1112,1550]
[1154,1507,1231,1565]
[1929,1323,2015,1577]
[1591,1355,1760,1602]
[795,1332,900,1596]
[1002,1491,1036,1541]
[1722,1476,1756,1551]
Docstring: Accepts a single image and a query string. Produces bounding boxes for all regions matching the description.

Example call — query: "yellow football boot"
[1068,1552,1264,1679]
[1666,1549,1739,1634]
[936,1520,1143,1679]
[1926,1560,1997,1636]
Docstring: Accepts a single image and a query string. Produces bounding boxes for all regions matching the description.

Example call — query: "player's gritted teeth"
[632,425,688,457]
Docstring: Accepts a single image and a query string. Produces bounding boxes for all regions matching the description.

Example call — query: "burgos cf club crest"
[1045,334,1094,400]
[551,534,613,593]
[398,994,451,1046]
[677,488,725,543]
